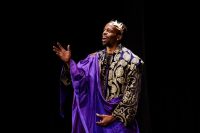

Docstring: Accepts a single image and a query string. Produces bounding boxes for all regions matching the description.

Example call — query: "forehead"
[104,23,119,32]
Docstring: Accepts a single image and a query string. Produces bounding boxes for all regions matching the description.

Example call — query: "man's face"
[102,23,121,47]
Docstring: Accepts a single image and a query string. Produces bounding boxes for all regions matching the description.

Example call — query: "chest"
[99,53,129,79]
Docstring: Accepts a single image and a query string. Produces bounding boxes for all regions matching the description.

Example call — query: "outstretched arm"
[53,42,72,86]
[53,42,91,91]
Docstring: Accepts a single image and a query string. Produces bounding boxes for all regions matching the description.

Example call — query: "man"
[53,20,144,133]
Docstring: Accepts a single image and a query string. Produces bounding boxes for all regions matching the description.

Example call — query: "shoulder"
[89,52,97,57]
[89,49,105,60]
[87,50,104,60]
[121,46,144,66]
[89,49,105,56]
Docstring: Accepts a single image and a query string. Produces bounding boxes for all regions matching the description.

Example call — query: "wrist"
[65,59,70,65]
[63,60,70,69]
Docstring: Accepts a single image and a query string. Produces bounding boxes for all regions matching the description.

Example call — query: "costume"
[60,44,143,133]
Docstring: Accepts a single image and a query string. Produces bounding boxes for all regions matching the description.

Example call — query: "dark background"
[1,0,198,133]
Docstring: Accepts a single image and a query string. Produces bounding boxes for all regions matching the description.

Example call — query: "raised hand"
[53,42,71,64]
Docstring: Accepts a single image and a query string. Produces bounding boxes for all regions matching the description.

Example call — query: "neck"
[106,44,118,54]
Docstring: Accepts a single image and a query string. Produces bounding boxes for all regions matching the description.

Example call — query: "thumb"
[96,113,105,118]
[67,44,71,51]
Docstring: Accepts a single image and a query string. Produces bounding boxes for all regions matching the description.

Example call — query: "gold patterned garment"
[98,44,144,126]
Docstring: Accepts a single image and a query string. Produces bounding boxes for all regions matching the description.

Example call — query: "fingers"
[96,113,102,118]
[96,113,106,118]
[96,120,103,125]
[53,46,60,53]
[53,42,70,56]
[57,42,64,50]
[96,113,103,125]
[96,117,105,126]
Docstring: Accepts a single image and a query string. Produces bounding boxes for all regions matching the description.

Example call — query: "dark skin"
[53,42,71,65]
[53,22,123,126]
[102,23,122,54]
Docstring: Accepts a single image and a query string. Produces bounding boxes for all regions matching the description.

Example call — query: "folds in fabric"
[60,54,139,133]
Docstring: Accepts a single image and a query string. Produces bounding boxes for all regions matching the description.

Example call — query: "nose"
[103,30,107,36]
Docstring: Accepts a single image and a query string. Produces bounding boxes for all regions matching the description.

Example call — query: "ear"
[117,34,122,41]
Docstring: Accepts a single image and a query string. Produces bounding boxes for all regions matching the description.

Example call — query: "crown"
[109,20,127,34]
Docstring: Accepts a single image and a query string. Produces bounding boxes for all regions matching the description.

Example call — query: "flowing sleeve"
[59,57,90,118]
[60,64,71,87]
[69,57,91,95]
[112,59,144,126]
[60,56,90,87]
[59,63,73,118]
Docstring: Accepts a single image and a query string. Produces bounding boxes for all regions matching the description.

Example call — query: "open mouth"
[102,37,107,41]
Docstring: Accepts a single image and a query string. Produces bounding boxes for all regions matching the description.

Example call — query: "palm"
[53,42,71,63]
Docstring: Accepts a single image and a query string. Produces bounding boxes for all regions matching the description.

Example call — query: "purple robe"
[60,53,139,133]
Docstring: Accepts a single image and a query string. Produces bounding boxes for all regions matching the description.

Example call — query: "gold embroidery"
[99,45,144,126]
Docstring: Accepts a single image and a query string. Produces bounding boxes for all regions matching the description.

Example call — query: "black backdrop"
[2,0,198,133]
[46,0,150,133]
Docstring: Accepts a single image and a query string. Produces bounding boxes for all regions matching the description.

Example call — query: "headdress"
[108,20,127,34]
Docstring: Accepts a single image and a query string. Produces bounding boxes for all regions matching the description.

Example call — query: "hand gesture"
[53,42,71,64]
[96,113,116,126]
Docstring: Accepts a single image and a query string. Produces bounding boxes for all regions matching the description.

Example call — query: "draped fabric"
[60,53,139,133]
